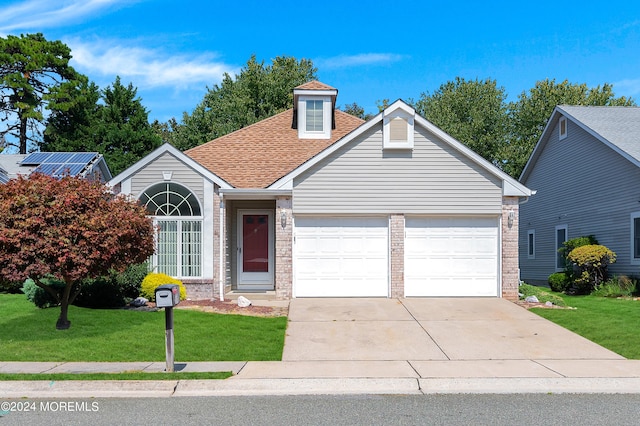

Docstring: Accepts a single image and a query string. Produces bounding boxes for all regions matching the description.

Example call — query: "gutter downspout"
[219,193,225,301]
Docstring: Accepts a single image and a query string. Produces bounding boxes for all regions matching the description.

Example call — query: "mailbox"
[155,284,180,308]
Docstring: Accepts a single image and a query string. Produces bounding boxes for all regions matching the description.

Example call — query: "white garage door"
[294,217,389,297]
[405,217,499,297]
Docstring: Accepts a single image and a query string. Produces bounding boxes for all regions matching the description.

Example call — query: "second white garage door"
[294,217,389,297]
[405,217,499,297]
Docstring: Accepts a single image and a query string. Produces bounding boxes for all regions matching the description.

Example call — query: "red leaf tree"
[0,173,155,329]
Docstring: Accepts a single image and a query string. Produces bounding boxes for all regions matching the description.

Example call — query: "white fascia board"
[268,111,383,189]
[503,180,532,197]
[108,143,232,189]
[383,100,415,116]
[219,188,292,200]
[414,114,533,197]
[293,89,337,97]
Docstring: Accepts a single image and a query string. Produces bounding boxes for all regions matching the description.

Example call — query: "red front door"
[242,214,269,272]
[237,210,274,289]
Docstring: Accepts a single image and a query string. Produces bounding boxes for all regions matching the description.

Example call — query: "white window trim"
[151,217,204,279]
[527,229,535,259]
[383,109,414,149]
[555,224,568,271]
[630,212,640,265]
[140,182,204,279]
[298,95,331,140]
[559,116,568,140]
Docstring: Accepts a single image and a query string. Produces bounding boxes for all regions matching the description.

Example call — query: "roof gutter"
[219,188,292,200]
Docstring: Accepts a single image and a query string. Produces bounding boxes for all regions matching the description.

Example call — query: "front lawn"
[530,293,640,359]
[0,294,287,362]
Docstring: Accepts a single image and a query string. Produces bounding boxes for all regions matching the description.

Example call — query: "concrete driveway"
[283,298,623,362]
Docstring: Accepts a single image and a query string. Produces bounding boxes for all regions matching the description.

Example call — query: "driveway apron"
[282,298,623,362]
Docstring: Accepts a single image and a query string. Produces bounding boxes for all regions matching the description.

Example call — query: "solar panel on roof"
[69,153,98,164]
[46,152,76,163]
[56,164,86,177]
[33,163,63,175]
[21,152,52,165]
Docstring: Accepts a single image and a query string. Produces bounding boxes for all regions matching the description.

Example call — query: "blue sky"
[1,0,639,125]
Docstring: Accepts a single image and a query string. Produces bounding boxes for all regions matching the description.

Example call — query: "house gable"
[272,100,531,200]
[292,115,505,215]
[109,143,231,195]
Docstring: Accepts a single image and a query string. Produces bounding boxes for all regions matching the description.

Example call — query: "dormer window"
[296,95,332,139]
[293,81,338,140]
[306,100,324,132]
[383,101,415,149]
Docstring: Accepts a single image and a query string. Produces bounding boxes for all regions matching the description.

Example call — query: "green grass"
[0,294,287,362]
[530,293,640,359]
[0,372,231,380]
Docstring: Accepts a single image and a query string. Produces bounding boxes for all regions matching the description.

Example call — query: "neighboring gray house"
[519,105,640,285]
[110,81,533,301]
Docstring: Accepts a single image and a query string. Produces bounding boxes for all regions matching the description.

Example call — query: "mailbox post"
[155,284,180,372]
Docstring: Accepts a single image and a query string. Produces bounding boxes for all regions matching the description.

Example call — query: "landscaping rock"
[237,296,252,308]
[525,295,539,303]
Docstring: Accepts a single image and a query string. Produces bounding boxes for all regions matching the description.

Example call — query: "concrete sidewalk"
[3,298,640,397]
[4,359,640,397]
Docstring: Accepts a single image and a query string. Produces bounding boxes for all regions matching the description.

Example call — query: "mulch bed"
[152,299,288,317]
[515,300,574,310]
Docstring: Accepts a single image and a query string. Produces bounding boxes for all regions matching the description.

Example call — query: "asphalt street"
[3,394,640,426]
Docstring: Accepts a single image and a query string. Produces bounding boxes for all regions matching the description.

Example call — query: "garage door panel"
[405,217,499,297]
[294,217,389,297]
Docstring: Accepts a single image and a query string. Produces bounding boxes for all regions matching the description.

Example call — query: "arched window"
[140,183,202,278]
[139,182,201,216]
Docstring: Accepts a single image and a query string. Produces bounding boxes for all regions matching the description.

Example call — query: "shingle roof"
[185,109,364,188]
[558,105,640,162]
[295,81,337,91]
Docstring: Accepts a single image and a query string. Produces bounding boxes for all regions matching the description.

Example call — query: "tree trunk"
[56,282,73,330]
[19,115,27,155]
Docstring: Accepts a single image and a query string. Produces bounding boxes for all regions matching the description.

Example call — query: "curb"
[4,377,640,398]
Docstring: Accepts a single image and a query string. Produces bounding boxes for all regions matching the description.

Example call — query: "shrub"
[519,282,566,306]
[559,235,598,272]
[114,263,149,300]
[74,263,150,309]
[567,244,616,294]
[0,277,23,294]
[548,272,570,293]
[592,275,637,298]
[140,273,187,301]
[22,277,66,308]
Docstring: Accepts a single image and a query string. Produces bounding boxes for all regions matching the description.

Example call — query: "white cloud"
[68,39,237,90]
[316,53,406,69]
[0,0,134,34]
[613,78,640,97]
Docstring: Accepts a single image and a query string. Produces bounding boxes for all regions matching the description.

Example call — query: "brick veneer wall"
[501,197,520,300]
[183,281,214,300]
[275,197,293,299]
[390,214,405,298]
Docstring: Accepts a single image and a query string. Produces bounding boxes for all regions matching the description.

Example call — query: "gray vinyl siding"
[293,124,503,214]
[520,118,640,283]
[130,152,205,201]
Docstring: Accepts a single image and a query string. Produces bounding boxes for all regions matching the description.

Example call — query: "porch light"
[280,209,287,229]
[508,210,515,228]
